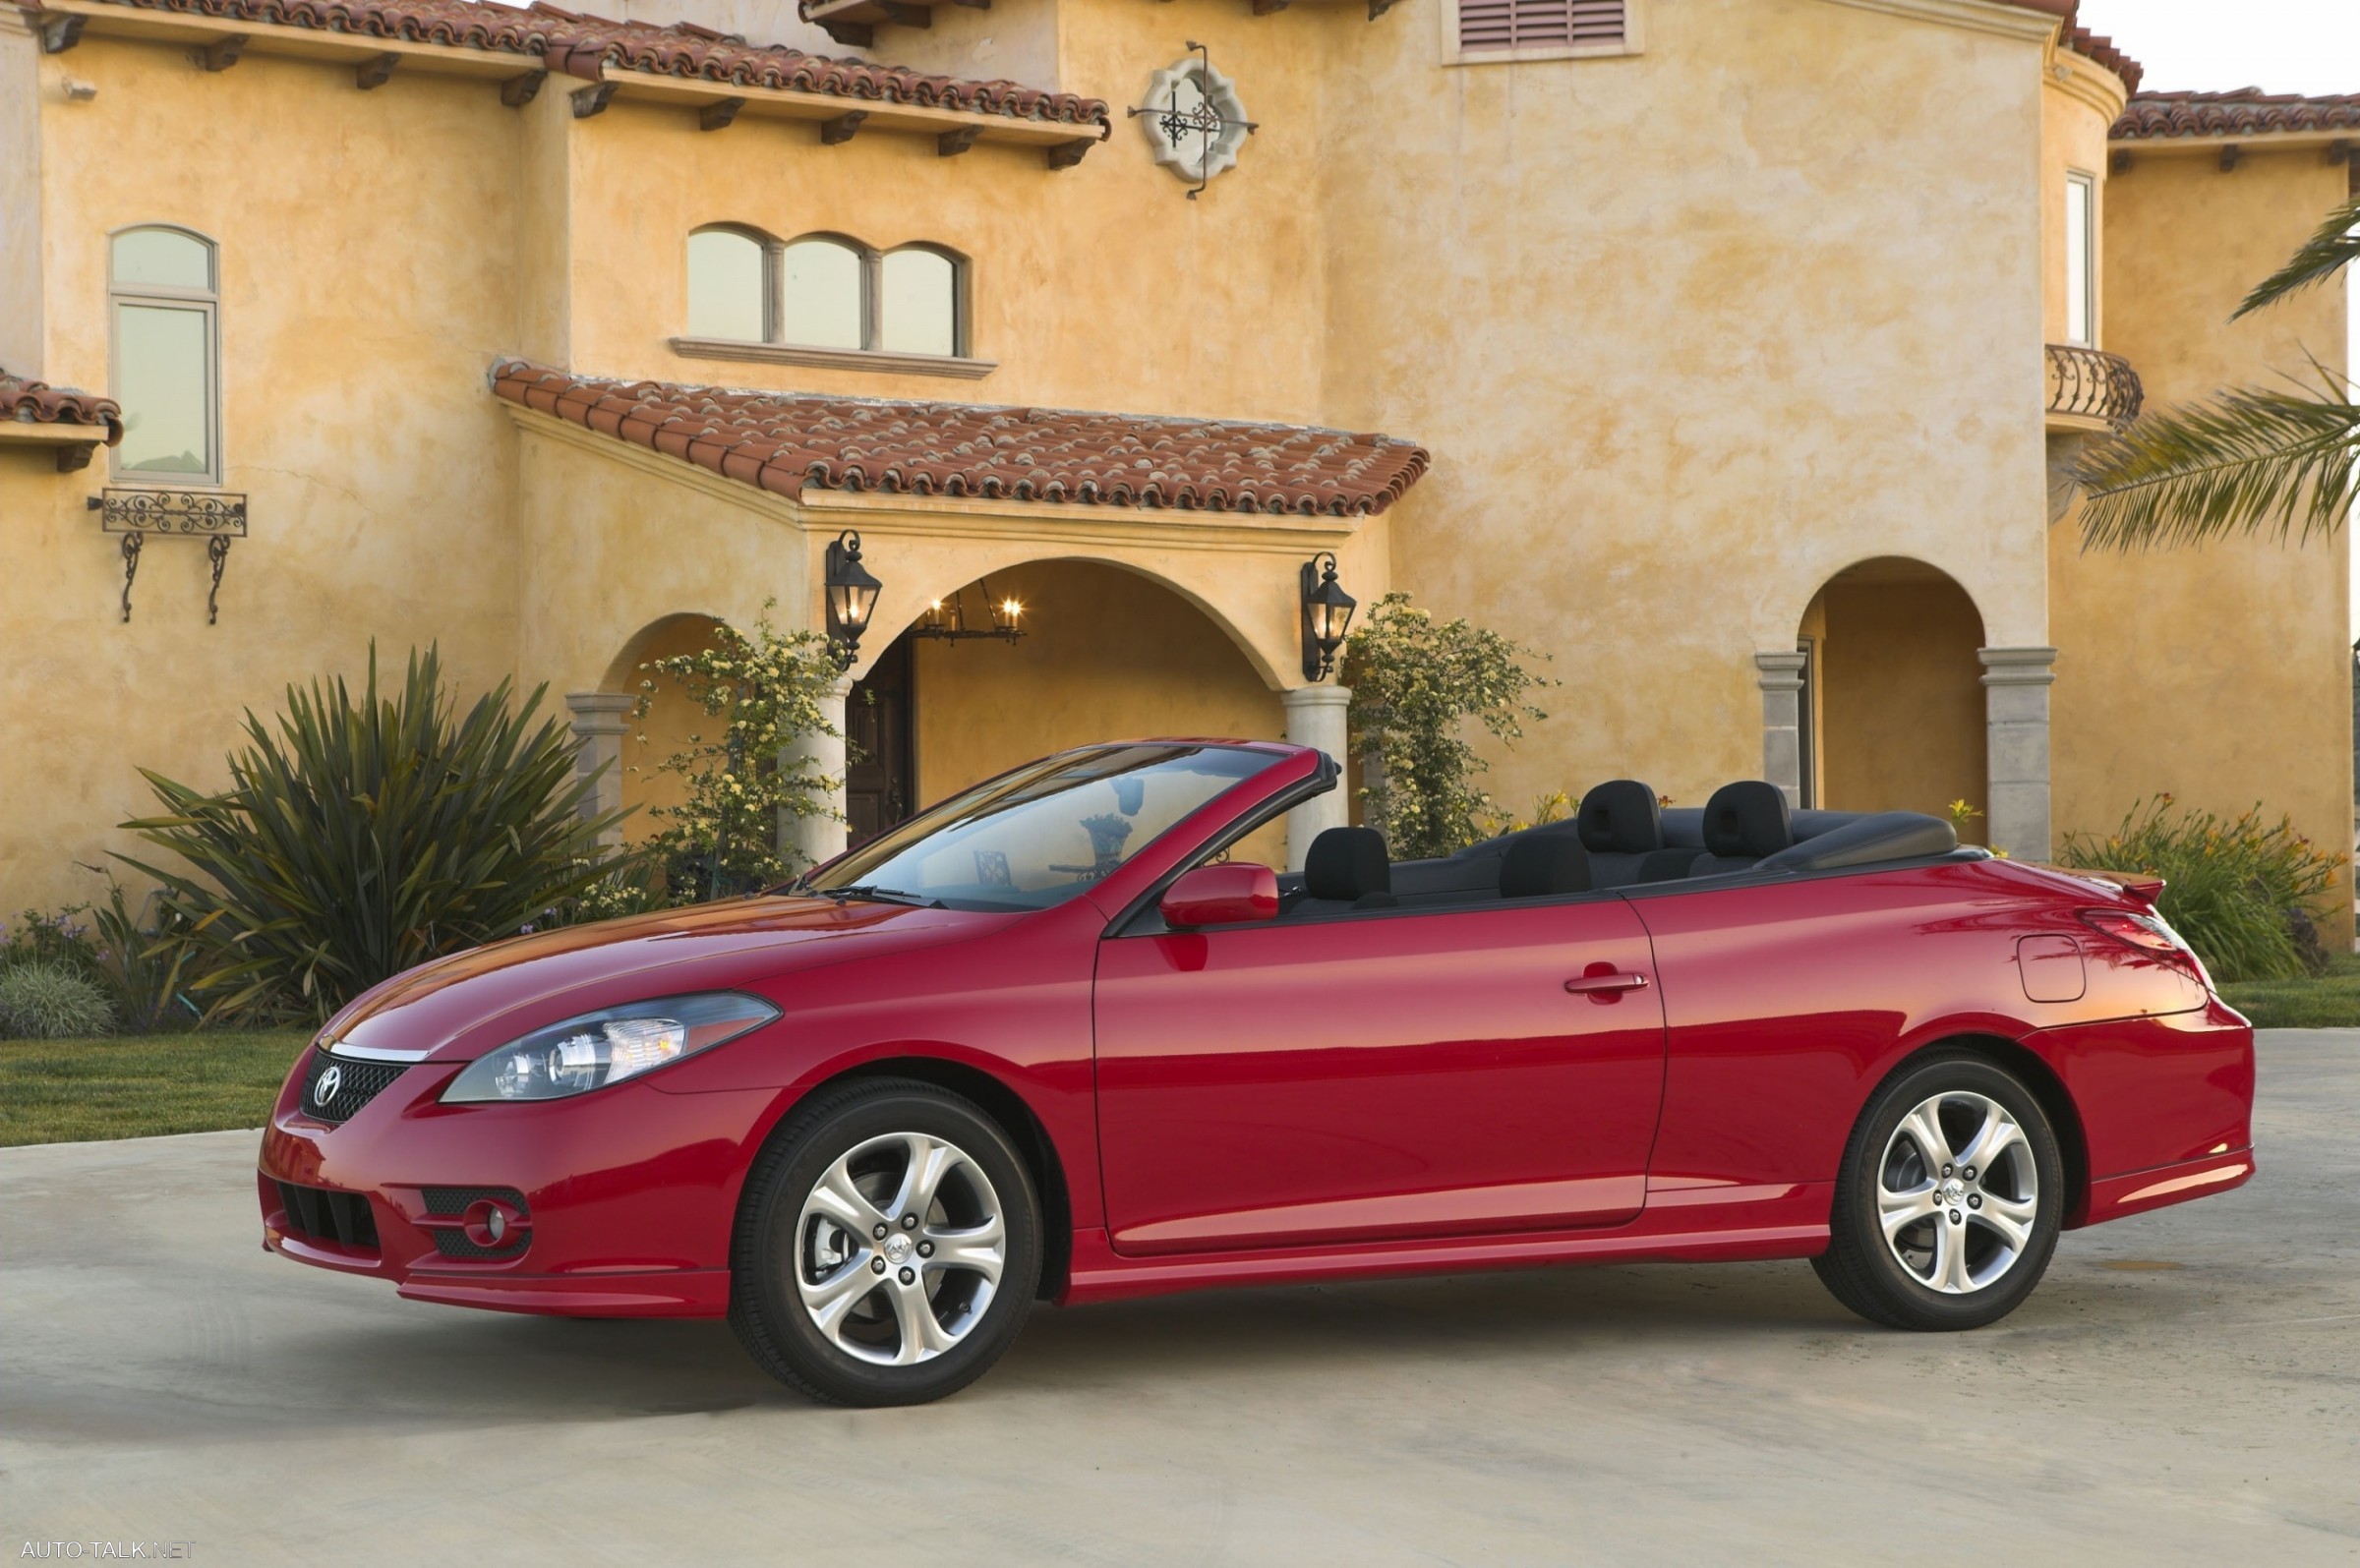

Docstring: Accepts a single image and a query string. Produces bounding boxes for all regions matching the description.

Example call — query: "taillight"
[2079,908,2212,986]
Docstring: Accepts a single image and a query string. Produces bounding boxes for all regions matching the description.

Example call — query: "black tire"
[1812,1051,2065,1331]
[729,1077,1041,1406]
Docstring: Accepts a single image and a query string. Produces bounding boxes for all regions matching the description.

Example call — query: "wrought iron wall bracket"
[88,489,249,624]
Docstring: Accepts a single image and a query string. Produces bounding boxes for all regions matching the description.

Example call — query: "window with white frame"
[1454,0,1629,56]
[110,225,220,485]
[2064,170,2095,347]
[685,226,967,359]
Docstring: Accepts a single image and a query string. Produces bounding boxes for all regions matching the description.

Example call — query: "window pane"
[780,239,864,350]
[880,249,958,357]
[2064,175,2093,346]
[686,229,768,342]
[115,302,211,476]
[112,228,212,292]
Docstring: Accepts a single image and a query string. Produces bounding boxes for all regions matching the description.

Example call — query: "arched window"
[109,225,219,484]
[687,225,776,343]
[780,235,866,351]
[680,226,970,362]
[879,246,960,358]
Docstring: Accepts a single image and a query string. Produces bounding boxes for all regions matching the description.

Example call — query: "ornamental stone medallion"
[1139,58,1250,186]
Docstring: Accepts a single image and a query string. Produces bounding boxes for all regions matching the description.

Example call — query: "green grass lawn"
[2219,951,2360,1029]
[0,1028,310,1148]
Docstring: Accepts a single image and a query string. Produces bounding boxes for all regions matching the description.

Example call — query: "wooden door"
[846,634,915,844]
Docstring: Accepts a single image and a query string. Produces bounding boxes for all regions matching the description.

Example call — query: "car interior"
[1265,780,1963,920]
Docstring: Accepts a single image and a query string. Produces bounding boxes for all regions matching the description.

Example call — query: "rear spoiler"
[2021,864,2167,904]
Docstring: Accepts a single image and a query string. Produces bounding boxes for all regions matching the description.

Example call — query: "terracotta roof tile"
[0,369,123,440]
[2112,88,2360,141]
[491,362,1431,518]
[22,0,1109,130]
[2061,22,2141,95]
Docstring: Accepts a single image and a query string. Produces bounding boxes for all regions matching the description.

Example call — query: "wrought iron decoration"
[1129,43,1258,199]
[88,489,248,624]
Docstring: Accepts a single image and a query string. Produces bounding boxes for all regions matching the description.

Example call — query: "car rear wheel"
[1812,1052,2064,1331]
[730,1078,1041,1406]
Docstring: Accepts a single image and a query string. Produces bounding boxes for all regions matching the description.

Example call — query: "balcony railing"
[2046,344,2144,429]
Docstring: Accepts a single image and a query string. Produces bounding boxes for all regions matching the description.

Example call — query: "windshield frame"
[794,742,1296,914]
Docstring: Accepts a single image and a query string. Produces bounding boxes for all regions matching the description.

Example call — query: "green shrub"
[120,644,642,1025]
[0,961,117,1040]
[2059,795,2343,984]
[86,880,202,1033]
[1341,594,1554,860]
[2,906,103,980]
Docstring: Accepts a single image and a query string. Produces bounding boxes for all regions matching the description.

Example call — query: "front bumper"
[258,1047,776,1318]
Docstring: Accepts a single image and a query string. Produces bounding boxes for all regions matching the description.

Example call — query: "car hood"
[325,897,1000,1063]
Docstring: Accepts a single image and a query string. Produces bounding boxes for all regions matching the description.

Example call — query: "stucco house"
[1,0,2351,937]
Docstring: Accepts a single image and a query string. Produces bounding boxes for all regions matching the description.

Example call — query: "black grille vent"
[299,1050,408,1124]
[424,1186,531,1260]
[276,1181,380,1252]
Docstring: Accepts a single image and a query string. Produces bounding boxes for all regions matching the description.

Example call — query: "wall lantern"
[1298,552,1356,682]
[914,577,1027,645]
[824,530,882,671]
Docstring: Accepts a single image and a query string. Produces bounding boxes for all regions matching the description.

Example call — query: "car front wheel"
[1812,1052,2064,1331]
[730,1078,1041,1406]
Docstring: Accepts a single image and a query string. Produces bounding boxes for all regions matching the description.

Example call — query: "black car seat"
[1499,834,1592,899]
[1295,826,1396,914]
[1688,781,1794,875]
[1575,780,1664,888]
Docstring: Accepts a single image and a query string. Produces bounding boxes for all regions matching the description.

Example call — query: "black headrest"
[1305,827,1389,900]
[1701,781,1793,857]
[1500,835,1592,899]
[1577,780,1662,855]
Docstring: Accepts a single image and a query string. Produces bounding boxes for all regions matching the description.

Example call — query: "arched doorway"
[601,611,730,843]
[872,558,1287,850]
[1799,558,1986,823]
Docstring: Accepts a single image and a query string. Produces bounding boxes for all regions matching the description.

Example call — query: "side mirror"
[1158,863,1278,929]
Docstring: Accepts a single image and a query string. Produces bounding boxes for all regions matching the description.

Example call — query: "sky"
[2074,1,2358,635]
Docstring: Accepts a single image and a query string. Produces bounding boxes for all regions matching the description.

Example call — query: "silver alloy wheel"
[1876,1089,2040,1295]
[795,1131,1007,1365]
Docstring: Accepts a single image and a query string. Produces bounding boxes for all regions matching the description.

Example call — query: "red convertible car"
[260,740,2255,1406]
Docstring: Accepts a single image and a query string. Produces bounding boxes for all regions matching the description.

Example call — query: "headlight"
[441,992,779,1103]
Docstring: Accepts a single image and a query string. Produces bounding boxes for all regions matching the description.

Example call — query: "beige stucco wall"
[2051,145,2353,941]
[0,37,524,915]
[1318,0,2055,815]
[0,11,43,373]
[1810,565,1989,824]
[2039,48,2125,347]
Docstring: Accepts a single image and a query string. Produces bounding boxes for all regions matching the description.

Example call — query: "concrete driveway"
[4,1031,2355,1567]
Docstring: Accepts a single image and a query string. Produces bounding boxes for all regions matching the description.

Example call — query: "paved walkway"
[3,1032,2355,1566]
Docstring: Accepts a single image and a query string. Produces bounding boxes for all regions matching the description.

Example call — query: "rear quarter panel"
[1625,859,2220,1195]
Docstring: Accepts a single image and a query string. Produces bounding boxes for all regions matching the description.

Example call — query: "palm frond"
[2072,373,2359,552]
[2233,195,2360,319]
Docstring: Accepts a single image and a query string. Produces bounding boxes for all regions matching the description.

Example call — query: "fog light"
[461,1196,527,1250]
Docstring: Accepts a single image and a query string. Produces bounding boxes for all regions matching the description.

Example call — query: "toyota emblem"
[315,1064,344,1107]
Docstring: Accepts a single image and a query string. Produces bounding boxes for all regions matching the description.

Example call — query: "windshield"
[801,744,1280,911]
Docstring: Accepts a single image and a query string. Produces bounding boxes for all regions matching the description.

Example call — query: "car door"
[1092,897,1667,1255]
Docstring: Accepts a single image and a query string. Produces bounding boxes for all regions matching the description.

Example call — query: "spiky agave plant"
[120,645,640,1024]
[2074,195,2360,551]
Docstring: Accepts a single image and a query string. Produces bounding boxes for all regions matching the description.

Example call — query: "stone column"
[1754,651,1808,809]
[563,692,637,849]
[782,672,855,872]
[1979,646,2057,862]
[1279,684,1353,871]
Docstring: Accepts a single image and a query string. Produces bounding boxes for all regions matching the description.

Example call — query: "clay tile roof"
[2112,88,2360,141]
[491,362,1431,518]
[0,369,123,441]
[2061,24,2141,95]
[24,0,1109,130]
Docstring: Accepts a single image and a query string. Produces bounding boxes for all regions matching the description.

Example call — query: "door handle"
[1564,971,1651,996]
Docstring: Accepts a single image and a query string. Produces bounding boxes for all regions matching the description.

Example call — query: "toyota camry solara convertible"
[261,740,2255,1406]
